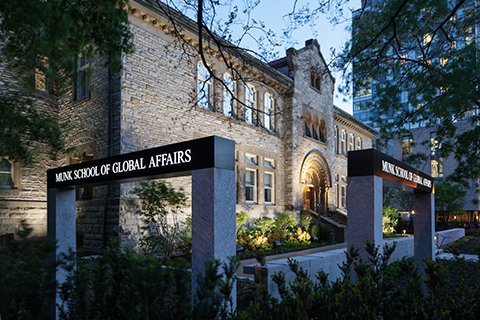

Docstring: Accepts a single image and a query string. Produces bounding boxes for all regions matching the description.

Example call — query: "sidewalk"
[437,252,479,262]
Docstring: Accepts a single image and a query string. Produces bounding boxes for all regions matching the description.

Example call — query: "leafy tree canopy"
[336,0,479,181]
[0,0,133,163]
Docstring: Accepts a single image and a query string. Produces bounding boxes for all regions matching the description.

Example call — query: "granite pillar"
[191,167,236,309]
[413,191,435,265]
[347,175,383,257]
[47,187,76,319]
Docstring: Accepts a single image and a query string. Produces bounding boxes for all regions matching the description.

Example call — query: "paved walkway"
[437,252,479,261]
[238,242,346,277]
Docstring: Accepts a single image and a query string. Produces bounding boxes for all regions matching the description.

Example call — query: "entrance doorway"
[300,151,331,214]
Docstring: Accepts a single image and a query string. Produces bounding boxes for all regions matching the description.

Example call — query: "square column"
[47,187,76,319]
[347,175,383,256]
[192,167,236,308]
[413,191,435,264]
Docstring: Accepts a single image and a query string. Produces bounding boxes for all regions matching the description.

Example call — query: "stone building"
[0,0,375,252]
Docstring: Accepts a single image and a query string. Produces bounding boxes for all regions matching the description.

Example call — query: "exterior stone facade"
[0,0,375,252]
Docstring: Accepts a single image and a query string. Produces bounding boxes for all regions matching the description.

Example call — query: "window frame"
[0,159,14,190]
[223,72,235,117]
[197,61,213,110]
[245,169,257,203]
[264,172,274,204]
[74,55,91,101]
[264,92,274,131]
[245,84,256,125]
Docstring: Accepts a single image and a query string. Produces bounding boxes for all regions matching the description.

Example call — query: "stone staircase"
[303,209,347,242]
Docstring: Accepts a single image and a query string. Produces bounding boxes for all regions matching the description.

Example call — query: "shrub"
[300,214,312,229]
[254,217,276,235]
[383,207,400,233]
[0,222,56,320]
[274,212,296,233]
[132,180,187,258]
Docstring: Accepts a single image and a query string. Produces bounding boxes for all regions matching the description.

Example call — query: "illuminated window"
[75,56,91,100]
[264,172,274,203]
[245,169,256,202]
[245,84,256,125]
[197,62,212,110]
[319,119,326,142]
[431,158,443,178]
[264,92,274,131]
[0,159,13,189]
[430,132,440,156]
[402,135,413,160]
[223,73,234,117]
[304,112,312,137]
[440,57,448,66]
[451,41,457,49]
[423,33,432,45]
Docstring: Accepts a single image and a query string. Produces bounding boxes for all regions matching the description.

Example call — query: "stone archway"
[299,150,332,214]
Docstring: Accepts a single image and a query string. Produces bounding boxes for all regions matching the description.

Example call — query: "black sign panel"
[47,136,235,188]
[348,149,434,193]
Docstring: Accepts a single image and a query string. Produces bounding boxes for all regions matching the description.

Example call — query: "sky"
[227,0,362,114]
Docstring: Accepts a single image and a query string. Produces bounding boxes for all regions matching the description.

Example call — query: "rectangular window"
[402,135,413,160]
[223,73,234,117]
[341,130,347,155]
[341,185,346,208]
[245,153,257,165]
[335,126,339,154]
[245,169,256,202]
[75,56,90,100]
[356,137,362,150]
[431,158,444,178]
[264,93,274,131]
[348,133,354,151]
[245,84,256,125]
[35,68,47,92]
[0,159,13,189]
[430,132,440,156]
[264,158,275,169]
[264,172,274,203]
[197,62,212,110]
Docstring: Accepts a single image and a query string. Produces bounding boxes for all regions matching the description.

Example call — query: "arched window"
[304,112,312,137]
[197,62,213,110]
[245,84,256,125]
[0,159,13,189]
[223,73,234,117]
[312,116,319,140]
[264,92,274,131]
[319,119,326,142]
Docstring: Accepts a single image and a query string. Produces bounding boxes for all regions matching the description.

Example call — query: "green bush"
[132,180,187,258]
[274,212,296,233]
[254,217,276,235]
[383,207,400,233]
[300,214,312,229]
[0,222,56,320]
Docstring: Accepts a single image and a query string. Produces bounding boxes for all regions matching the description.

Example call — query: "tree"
[335,0,479,181]
[0,0,133,163]
[435,180,466,213]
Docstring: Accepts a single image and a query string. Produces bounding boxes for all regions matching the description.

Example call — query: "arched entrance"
[299,150,332,214]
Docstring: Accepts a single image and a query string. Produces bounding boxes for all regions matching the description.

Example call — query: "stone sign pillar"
[413,191,435,264]
[347,149,435,267]
[192,167,236,306]
[347,175,383,256]
[47,187,76,316]
[47,136,236,319]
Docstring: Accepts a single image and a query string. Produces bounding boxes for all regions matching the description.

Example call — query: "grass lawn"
[445,235,480,255]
